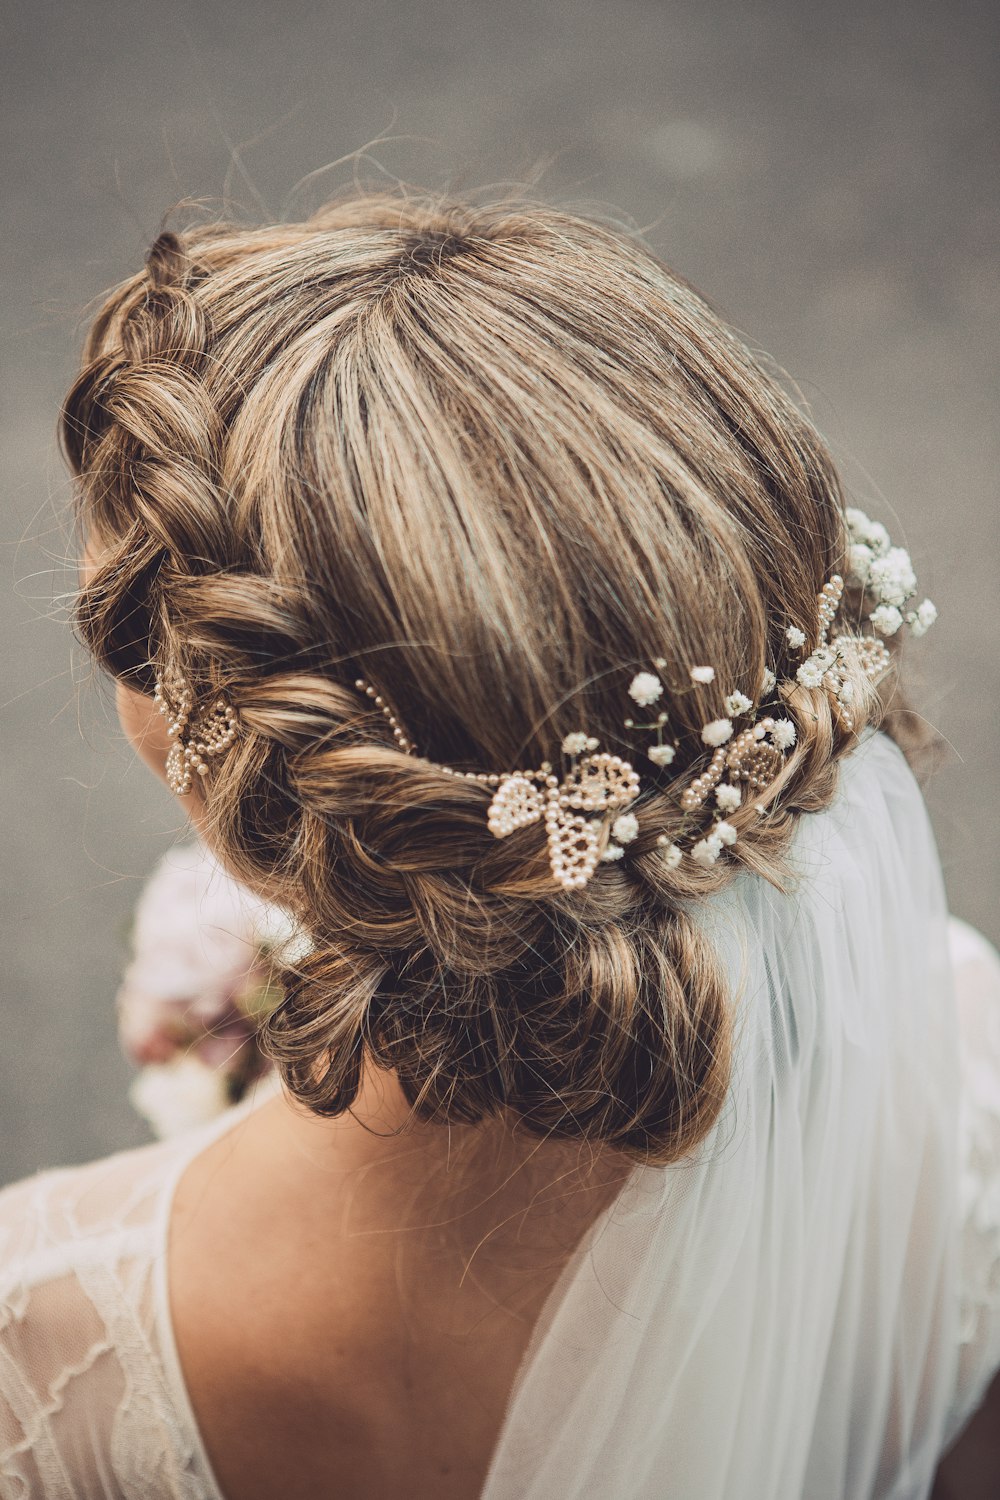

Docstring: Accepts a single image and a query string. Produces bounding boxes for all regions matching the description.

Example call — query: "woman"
[2,190,998,1499]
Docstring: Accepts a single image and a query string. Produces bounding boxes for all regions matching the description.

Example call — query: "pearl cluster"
[154,666,239,797]
[679,718,789,814]
[816,575,843,638]
[786,574,887,735]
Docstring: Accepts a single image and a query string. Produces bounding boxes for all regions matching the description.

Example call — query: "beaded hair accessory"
[352,678,640,888]
[153,665,239,796]
[152,506,935,888]
[350,506,934,886]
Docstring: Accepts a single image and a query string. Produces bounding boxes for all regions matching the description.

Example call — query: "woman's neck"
[242,1061,633,1269]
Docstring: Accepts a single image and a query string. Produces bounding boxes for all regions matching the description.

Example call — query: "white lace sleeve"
[0,1131,222,1500]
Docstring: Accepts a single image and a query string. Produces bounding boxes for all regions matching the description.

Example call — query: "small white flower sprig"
[620,658,798,870]
[844,506,937,638]
[782,508,937,732]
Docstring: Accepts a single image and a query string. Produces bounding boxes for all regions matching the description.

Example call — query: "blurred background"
[2,0,997,1188]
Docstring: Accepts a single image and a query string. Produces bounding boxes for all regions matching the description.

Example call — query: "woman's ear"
[116,680,173,788]
[115,679,208,828]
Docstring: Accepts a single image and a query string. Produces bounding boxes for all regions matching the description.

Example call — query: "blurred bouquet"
[118,841,307,1138]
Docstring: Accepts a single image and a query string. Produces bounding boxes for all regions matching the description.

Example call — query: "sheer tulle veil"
[480,729,997,1500]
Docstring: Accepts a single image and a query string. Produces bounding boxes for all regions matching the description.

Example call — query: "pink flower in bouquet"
[118,841,306,1135]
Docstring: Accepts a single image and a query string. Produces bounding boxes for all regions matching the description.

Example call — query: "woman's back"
[4,731,1000,1499]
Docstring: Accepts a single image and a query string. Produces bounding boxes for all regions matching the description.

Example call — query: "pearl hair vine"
[350,506,935,886]
[152,506,935,889]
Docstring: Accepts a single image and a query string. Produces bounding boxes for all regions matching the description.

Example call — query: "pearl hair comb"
[154,507,935,889]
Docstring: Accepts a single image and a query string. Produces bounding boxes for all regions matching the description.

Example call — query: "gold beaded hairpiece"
[352,677,640,889]
[154,665,239,796]
[152,507,935,888]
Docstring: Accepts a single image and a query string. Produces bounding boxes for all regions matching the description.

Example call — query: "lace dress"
[2,731,1000,1500]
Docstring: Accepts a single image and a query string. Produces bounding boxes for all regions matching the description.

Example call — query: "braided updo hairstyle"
[63,190,901,1165]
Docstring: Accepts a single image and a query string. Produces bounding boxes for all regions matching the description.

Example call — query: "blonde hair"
[63,189,903,1164]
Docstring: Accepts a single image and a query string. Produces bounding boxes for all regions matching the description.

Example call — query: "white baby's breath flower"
[628,671,663,707]
[796,659,826,689]
[689,665,715,684]
[847,543,874,586]
[845,506,872,542]
[838,680,855,705]
[653,656,668,669]
[701,718,734,747]
[870,603,903,637]
[612,812,639,844]
[866,521,891,558]
[691,836,723,867]
[772,718,797,750]
[713,820,738,846]
[600,842,625,862]
[908,598,938,636]
[715,783,742,812]
[724,691,753,717]
[561,732,589,756]
[648,743,676,768]
[868,546,917,608]
[785,625,806,650]
[661,841,683,870]
[585,736,600,751]
[760,668,777,695]
[129,1055,231,1140]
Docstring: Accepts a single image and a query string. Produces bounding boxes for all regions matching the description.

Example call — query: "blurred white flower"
[129,1055,232,1140]
[117,841,306,1124]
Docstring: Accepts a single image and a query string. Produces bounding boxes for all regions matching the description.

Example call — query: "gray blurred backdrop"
[2,0,997,1186]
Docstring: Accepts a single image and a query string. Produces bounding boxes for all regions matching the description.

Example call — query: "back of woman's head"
[63,189,893,1164]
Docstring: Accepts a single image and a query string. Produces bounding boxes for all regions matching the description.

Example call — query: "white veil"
[482,728,998,1500]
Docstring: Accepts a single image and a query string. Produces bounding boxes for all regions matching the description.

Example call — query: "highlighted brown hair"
[63,190,899,1163]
